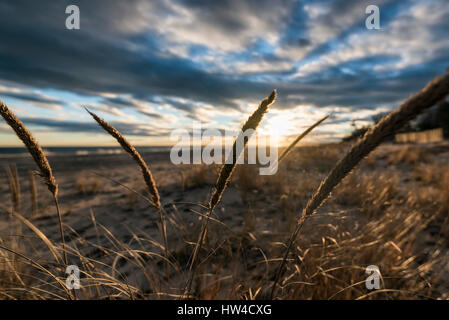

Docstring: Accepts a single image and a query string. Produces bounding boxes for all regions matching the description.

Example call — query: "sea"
[0,146,171,158]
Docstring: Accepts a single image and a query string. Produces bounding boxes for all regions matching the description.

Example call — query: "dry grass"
[0,71,448,300]
[85,108,170,285]
[0,101,67,266]
[185,90,276,297]
[181,165,218,190]
[209,90,277,212]
[271,70,449,297]
[28,170,38,218]
[0,142,448,300]
[334,170,398,217]
[85,108,161,210]
[233,165,261,202]
[278,114,330,163]
[5,164,20,213]
[284,143,345,173]
[75,175,103,195]
[388,145,429,165]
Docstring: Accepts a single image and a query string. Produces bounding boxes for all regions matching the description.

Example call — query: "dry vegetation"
[0,72,448,300]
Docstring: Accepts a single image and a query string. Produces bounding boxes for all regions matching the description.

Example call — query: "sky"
[0,0,448,147]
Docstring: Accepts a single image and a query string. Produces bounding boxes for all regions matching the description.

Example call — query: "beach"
[1,142,449,298]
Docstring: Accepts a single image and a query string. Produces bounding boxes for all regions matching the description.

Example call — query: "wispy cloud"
[0,85,63,109]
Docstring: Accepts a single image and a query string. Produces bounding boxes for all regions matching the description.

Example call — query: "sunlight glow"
[264,114,297,140]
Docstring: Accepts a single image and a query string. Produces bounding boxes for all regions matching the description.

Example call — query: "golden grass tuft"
[271,70,449,298]
[278,114,330,163]
[1,71,449,301]
[185,90,277,297]
[209,90,277,212]
[5,164,20,214]
[85,108,161,209]
[0,100,67,266]
[0,102,57,196]
[28,170,38,218]
[85,108,170,283]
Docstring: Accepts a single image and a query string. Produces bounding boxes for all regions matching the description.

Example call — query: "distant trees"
[342,111,393,142]
[437,100,449,137]
[342,120,370,142]
[342,99,449,142]
[414,99,449,137]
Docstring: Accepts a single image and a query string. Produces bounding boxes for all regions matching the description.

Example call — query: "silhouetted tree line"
[414,100,449,136]
[343,99,449,142]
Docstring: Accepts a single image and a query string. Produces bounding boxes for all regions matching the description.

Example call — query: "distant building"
[395,128,443,143]
[413,100,449,137]
[395,99,449,143]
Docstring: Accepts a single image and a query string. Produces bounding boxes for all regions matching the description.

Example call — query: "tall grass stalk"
[270,70,449,298]
[85,108,169,281]
[5,165,20,214]
[278,114,330,163]
[0,101,67,266]
[86,108,161,209]
[185,90,277,298]
[28,170,38,217]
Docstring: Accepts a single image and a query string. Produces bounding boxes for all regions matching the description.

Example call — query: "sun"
[264,114,296,142]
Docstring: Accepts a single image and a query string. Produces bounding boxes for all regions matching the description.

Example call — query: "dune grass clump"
[185,90,277,297]
[0,101,67,266]
[85,108,161,210]
[278,114,330,163]
[0,71,448,301]
[28,170,38,217]
[85,108,170,281]
[271,70,449,298]
[5,164,20,214]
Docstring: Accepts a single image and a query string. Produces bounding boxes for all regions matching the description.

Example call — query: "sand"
[1,142,449,298]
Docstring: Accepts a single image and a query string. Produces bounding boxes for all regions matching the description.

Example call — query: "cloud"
[294,0,449,77]
[0,0,275,111]
[19,116,171,137]
[0,85,63,109]
[150,0,294,52]
[0,0,448,142]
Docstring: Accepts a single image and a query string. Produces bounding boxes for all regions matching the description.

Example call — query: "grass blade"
[270,70,449,299]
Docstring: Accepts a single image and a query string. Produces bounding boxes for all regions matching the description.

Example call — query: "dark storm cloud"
[101,97,136,108]
[100,95,203,115]
[0,0,448,136]
[0,0,273,111]
[0,90,62,105]
[178,0,292,32]
[138,111,163,119]
[20,117,166,136]
[21,118,100,133]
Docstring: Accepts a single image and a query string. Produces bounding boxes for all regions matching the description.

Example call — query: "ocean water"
[0,146,171,158]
